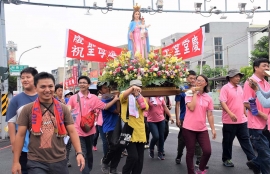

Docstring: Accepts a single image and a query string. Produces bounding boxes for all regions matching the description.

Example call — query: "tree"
[8,76,17,93]
[196,65,228,78]
[240,36,269,82]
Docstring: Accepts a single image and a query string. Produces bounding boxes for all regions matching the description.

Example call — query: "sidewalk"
[0,139,10,149]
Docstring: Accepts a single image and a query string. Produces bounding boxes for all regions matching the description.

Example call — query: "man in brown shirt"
[12,72,85,174]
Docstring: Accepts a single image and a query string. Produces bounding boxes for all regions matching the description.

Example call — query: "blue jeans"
[148,120,165,152]
[80,135,94,174]
[222,122,256,162]
[250,129,270,174]
[98,125,108,156]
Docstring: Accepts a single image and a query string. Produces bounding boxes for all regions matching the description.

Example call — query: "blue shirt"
[175,85,189,120]
[6,92,38,152]
[101,98,118,133]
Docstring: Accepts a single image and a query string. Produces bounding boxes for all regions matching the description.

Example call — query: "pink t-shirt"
[67,92,106,136]
[147,97,166,122]
[219,82,247,124]
[183,93,214,131]
[243,74,270,130]
[96,111,103,126]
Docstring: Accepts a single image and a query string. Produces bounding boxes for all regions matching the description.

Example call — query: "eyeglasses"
[78,82,88,85]
[196,79,205,83]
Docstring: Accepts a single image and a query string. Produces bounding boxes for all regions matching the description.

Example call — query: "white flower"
[137,75,142,80]
[134,69,137,72]
[102,71,106,75]
[140,68,145,73]
[125,75,129,80]
[153,68,158,71]
[183,78,187,82]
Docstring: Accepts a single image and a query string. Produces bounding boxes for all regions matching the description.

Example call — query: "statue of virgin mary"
[127,3,150,58]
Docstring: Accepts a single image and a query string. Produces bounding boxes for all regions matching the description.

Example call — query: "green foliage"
[196,65,228,78]
[240,66,253,82]
[240,36,269,82]
[250,36,269,65]
[8,76,17,93]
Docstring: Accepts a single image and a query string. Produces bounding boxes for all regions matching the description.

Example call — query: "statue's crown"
[133,3,141,11]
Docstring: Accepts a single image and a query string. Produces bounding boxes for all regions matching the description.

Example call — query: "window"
[185,61,190,69]
[162,42,166,47]
[197,61,206,66]
[214,37,223,67]
[171,38,176,43]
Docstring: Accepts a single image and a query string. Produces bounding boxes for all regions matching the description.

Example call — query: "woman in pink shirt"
[182,75,216,174]
[146,97,174,160]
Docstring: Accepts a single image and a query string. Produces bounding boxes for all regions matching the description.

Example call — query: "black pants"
[20,152,28,174]
[66,139,72,161]
[27,159,68,174]
[102,131,124,169]
[93,125,100,146]
[144,117,150,145]
[222,122,256,162]
[164,119,169,142]
[122,142,145,174]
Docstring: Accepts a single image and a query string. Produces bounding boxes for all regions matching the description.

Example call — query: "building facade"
[161,22,267,71]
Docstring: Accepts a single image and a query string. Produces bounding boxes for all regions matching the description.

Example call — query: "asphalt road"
[0,110,254,174]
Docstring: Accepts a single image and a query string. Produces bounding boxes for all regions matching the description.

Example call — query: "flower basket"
[99,50,188,94]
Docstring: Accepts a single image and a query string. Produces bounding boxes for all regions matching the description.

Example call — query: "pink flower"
[157,71,162,76]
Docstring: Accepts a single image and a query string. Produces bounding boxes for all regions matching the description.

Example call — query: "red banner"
[155,28,204,60]
[64,77,76,88]
[65,29,122,62]
[72,66,78,85]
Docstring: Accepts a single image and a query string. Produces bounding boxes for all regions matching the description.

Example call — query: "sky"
[4,0,270,73]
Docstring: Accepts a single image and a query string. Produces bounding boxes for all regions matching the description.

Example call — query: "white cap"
[64,90,73,96]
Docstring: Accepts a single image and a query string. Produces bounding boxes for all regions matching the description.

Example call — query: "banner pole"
[62,56,66,99]
[200,27,206,74]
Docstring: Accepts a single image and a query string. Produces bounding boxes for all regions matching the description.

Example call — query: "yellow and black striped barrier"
[1,93,8,116]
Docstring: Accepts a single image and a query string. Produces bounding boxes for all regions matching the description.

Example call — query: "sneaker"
[149,150,154,158]
[195,161,209,169]
[101,162,109,174]
[67,161,71,167]
[175,156,181,164]
[195,169,208,174]
[158,152,165,160]
[223,160,234,167]
[144,145,149,149]
[163,151,165,156]
[93,146,97,151]
[246,161,261,174]
[109,168,122,174]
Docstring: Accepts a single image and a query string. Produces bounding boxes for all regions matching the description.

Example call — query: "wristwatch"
[76,152,84,157]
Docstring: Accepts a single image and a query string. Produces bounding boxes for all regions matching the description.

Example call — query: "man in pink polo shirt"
[243,58,270,174]
[67,76,119,174]
[219,69,256,168]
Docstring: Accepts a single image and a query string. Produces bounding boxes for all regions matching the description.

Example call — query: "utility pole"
[0,1,8,139]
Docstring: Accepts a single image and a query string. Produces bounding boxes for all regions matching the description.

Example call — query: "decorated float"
[98,4,189,96]
[64,4,205,96]
[98,50,188,96]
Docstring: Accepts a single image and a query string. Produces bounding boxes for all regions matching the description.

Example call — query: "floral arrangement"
[99,50,188,91]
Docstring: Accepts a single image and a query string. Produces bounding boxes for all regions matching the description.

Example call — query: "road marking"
[0,145,11,151]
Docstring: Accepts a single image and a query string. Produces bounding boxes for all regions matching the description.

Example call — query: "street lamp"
[18,45,41,65]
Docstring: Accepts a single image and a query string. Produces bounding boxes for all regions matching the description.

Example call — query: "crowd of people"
[6,57,270,174]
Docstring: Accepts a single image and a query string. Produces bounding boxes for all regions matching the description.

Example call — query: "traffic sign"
[9,65,28,76]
